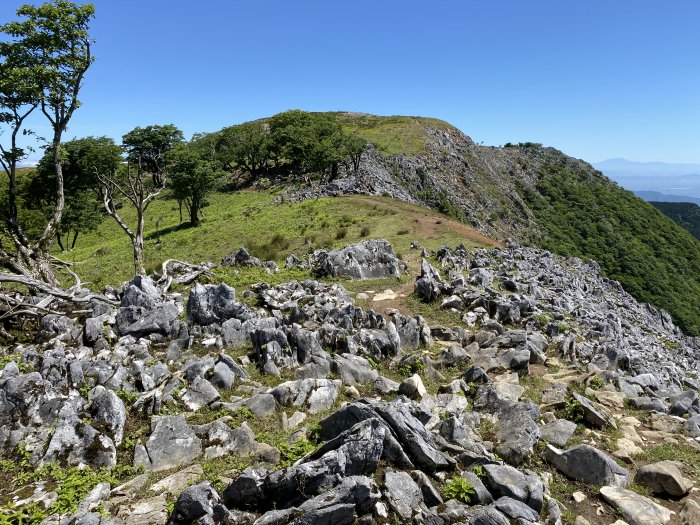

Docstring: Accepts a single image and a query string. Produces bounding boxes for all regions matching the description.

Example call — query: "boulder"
[539,419,577,448]
[383,469,425,519]
[186,283,239,325]
[170,482,220,524]
[134,416,201,472]
[398,374,427,400]
[634,461,693,497]
[599,485,673,525]
[90,387,126,447]
[311,239,406,280]
[544,444,629,487]
[268,378,341,414]
[415,259,447,302]
[483,463,543,513]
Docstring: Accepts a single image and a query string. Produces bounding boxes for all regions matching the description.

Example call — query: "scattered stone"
[134,416,202,472]
[398,374,427,400]
[544,444,629,487]
[634,461,693,497]
[600,485,673,525]
[540,419,577,448]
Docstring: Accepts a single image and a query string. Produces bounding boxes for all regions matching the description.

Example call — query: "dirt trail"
[348,195,501,247]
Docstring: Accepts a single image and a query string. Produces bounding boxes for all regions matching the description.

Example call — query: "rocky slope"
[278,114,700,337]
[2,239,700,524]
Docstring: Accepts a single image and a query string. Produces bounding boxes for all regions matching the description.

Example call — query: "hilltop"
[271,112,700,336]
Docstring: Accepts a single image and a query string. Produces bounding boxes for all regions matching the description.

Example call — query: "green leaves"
[442,476,476,503]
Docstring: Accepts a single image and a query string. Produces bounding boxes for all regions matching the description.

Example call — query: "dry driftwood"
[156,259,214,292]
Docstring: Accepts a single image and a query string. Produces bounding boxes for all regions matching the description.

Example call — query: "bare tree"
[97,158,164,276]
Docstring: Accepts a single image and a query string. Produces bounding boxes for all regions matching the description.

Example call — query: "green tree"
[28,137,121,250]
[166,139,223,226]
[122,124,184,187]
[216,121,271,180]
[0,0,94,284]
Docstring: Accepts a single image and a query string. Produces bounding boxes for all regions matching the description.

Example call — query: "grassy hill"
[269,112,700,335]
[650,201,700,241]
[64,190,497,290]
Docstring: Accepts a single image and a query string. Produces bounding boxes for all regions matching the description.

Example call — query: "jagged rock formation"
[1,241,700,524]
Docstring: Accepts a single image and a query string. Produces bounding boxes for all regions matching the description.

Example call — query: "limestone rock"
[600,485,673,525]
[634,461,693,497]
[544,444,629,487]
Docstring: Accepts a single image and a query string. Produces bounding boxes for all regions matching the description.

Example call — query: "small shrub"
[589,376,604,390]
[442,477,475,503]
[564,398,586,423]
[396,228,410,235]
[359,225,370,237]
[335,227,347,240]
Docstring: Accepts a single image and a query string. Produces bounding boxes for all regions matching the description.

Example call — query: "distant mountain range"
[635,191,700,206]
[593,158,700,200]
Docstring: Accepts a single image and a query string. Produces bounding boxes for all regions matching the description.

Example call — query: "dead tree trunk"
[97,159,163,277]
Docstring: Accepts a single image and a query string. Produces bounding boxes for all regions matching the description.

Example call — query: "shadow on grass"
[144,221,193,241]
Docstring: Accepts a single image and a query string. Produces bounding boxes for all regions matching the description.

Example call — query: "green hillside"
[650,201,700,241]
[64,190,496,290]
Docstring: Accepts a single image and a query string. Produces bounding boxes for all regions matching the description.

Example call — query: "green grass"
[327,112,456,156]
[59,191,488,289]
[638,442,700,478]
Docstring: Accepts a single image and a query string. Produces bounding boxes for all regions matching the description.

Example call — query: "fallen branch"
[156,259,214,293]
[0,272,117,305]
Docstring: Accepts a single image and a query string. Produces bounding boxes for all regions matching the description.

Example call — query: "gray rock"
[223,419,385,511]
[415,259,447,302]
[398,374,427,400]
[494,496,540,524]
[634,461,693,497]
[211,361,235,390]
[187,283,239,325]
[330,354,378,387]
[494,402,540,465]
[599,485,673,525]
[268,379,341,414]
[572,391,614,429]
[84,317,103,345]
[294,476,381,525]
[42,404,116,468]
[311,239,406,280]
[116,302,179,337]
[539,419,577,447]
[135,416,201,472]
[544,444,629,487]
[411,470,443,507]
[171,482,220,524]
[90,387,126,446]
[383,469,424,519]
[483,463,543,513]
[181,376,220,411]
[462,471,494,505]
[221,247,262,267]
[245,393,277,418]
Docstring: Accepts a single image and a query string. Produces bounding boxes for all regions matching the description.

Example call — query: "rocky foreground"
[2,240,700,525]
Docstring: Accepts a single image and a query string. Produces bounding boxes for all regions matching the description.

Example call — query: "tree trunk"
[56,232,65,252]
[71,231,79,250]
[134,210,146,275]
[189,197,200,226]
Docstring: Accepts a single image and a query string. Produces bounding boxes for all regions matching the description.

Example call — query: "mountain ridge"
[271,112,700,335]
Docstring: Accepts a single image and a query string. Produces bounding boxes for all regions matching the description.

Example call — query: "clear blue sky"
[2,0,699,164]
